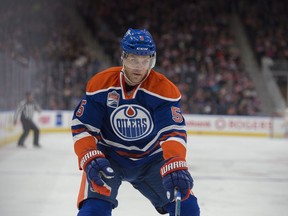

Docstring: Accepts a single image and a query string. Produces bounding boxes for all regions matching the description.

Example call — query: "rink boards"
[0,110,286,146]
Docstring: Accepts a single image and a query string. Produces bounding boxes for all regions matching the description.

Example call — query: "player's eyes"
[129,59,137,63]
[129,59,149,64]
[142,60,149,65]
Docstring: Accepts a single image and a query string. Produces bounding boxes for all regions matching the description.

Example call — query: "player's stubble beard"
[122,66,151,86]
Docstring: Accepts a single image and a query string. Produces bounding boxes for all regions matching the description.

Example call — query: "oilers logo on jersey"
[110,104,154,141]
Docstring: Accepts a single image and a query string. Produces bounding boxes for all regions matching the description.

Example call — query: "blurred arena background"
[1,0,288,143]
[0,1,288,216]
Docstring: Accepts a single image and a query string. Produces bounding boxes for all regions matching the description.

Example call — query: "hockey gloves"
[81,150,115,196]
[160,157,193,201]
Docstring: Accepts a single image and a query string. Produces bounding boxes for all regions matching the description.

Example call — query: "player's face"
[123,54,151,84]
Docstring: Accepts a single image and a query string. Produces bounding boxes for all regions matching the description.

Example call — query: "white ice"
[0,133,287,216]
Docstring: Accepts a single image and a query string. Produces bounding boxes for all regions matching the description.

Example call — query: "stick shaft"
[174,188,181,216]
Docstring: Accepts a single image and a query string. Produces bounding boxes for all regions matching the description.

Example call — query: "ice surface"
[0,133,287,216]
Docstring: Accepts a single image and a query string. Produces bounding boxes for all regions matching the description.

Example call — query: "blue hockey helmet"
[121,28,156,56]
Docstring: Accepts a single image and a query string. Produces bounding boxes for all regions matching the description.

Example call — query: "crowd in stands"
[0,0,101,110]
[239,0,288,64]
[239,0,288,108]
[1,0,85,62]
[5,0,286,115]
[77,0,261,115]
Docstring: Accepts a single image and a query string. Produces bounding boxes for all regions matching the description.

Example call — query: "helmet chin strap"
[121,66,151,86]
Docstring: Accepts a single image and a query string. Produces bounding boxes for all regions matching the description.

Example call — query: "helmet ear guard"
[150,52,156,69]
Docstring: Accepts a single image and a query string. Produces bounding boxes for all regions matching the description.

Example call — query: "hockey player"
[71,28,200,216]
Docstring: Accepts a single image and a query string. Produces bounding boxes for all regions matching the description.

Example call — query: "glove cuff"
[160,157,188,177]
[79,150,105,170]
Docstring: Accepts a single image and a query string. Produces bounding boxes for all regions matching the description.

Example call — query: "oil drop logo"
[110,105,154,141]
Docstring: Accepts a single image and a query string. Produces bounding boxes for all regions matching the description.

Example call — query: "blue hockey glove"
[160,157,193,201]
[81,150,115,196]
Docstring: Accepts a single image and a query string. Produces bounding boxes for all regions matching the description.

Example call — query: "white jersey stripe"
[86,86,121,96]
[73,132,96,143]
[72,118,100,133]
[160,137,187,148]
[99,124,186,152]
[138,88,181,101]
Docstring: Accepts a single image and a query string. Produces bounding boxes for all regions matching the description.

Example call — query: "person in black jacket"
[14,92,42,148]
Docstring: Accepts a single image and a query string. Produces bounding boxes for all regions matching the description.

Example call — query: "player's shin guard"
[164,195,200,216]
[78,198,113,216]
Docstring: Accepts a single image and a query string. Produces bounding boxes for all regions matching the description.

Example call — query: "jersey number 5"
[76,100,87,117]
[171,106,183,123]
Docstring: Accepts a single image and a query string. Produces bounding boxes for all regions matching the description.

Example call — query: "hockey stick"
[174,187,181,216]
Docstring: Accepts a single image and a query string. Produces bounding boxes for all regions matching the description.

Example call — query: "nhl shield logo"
[107,90,120,108]
[110,105,154,141]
